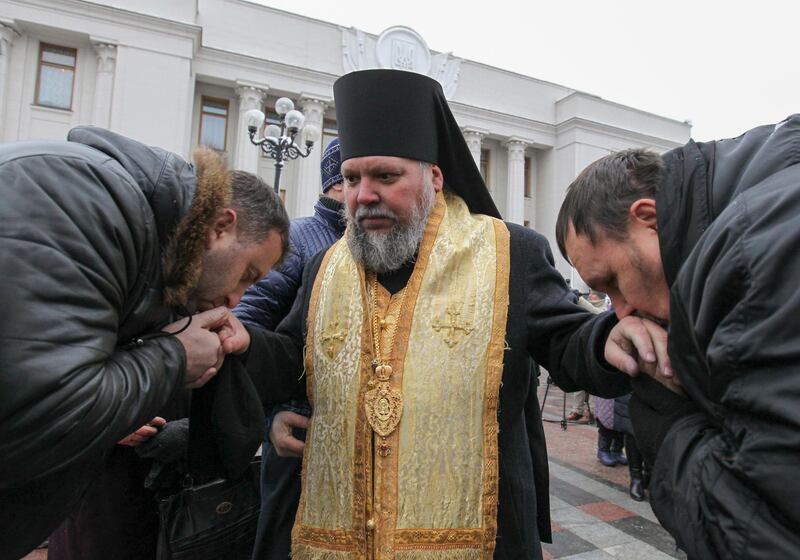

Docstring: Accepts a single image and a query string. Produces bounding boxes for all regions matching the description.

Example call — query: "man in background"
[235,138,346,560]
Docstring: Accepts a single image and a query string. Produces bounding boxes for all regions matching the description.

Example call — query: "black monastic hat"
[333,69,501,219]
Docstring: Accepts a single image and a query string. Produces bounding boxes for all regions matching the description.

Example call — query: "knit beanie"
[321,137,343,192]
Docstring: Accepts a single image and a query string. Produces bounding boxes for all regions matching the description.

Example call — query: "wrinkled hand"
[639,362,684,395]
[164,310,225,389]
[207,308,251,355]
[606,317,683,395]
[118,416,166,447]
[269,411,309,458]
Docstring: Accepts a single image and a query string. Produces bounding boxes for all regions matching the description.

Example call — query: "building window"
[480,148,491,189]
[35,43,77,110]
[524,156,532,198]
[199,97,230,151]
[321,116,339,153]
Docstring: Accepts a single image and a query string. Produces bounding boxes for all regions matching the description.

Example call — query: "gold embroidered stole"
[294,192,510,560]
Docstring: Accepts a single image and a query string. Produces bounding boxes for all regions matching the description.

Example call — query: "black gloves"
[629,374,698,465]
[135,418,189,464]
[136,418,190,491]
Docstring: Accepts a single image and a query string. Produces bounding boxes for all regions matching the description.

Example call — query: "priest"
[227,69,658,560]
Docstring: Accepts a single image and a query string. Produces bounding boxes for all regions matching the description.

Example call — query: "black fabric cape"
[333,69,500,219]
[244,222,628,559]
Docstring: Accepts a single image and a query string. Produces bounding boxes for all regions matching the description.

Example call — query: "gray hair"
[344,161,435,273]
[555,148,663,261]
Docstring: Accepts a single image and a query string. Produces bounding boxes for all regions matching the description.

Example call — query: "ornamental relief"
[341,25,462,99]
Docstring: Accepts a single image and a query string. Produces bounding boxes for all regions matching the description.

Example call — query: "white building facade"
[0,0,691,276]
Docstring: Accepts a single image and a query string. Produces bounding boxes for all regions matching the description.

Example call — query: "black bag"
[157,459,261,560]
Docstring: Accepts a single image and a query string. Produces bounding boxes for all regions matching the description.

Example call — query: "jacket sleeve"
[650,178,800,558]
[0,152,186,488]
[514,226,630,397]
[242,251,325,405]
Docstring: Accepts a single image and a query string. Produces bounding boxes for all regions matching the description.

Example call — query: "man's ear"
[629,198,658,231]
[430,164,444,192]
[207,208,238,246]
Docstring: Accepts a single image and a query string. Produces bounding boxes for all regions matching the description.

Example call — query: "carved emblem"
[376,26,430,74]
[391,38,416,70]
[341,25,463,98]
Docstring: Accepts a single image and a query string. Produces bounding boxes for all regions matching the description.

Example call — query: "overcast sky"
[253,0,798,142]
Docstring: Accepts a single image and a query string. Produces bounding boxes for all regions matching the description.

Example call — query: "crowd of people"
[1,68,797,560]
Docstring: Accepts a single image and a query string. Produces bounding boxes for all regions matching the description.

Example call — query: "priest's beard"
[345,179,436,274]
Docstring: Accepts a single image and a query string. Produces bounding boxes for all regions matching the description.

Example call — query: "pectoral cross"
[321,321,345,358]
[432,305,473,348]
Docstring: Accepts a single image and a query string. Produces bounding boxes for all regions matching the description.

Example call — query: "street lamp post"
[245,97,321,194]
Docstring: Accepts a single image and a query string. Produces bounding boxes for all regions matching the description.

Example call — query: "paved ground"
[21,379,685,560]
[538,377,686,560]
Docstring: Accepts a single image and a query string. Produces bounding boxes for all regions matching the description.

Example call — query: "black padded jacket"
[651,115,800,558]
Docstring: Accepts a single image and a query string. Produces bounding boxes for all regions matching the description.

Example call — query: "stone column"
[292,96,328,218]
[462,127,486,170]
[91,40,117,128]
[503,138,527,225]
[0,21,20,133]
[234,84,267,175]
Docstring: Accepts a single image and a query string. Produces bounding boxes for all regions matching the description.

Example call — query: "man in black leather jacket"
[0,127,289,560]
[556,115,800,559]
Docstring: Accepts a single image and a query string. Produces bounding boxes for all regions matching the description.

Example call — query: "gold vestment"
[293,192,510,560]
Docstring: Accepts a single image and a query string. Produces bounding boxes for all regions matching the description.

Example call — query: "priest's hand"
[605,316,683,395]
[270,411,309,458]
[207,307,251,355]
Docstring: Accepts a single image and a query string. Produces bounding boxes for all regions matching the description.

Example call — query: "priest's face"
[342,156,443,273]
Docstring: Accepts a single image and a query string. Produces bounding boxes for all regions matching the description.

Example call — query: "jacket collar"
[67,127,231,311]
[161,148,230,309]
[656,140,712,287]
[314,195,347,236]
[657,115,800,287]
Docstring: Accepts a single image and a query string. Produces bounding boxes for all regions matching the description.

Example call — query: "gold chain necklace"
[364,273,407,456]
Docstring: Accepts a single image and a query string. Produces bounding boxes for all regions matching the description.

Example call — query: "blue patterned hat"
[320,138,343,192]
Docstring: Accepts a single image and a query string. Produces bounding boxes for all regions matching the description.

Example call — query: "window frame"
[480,148,491,189]
[198,95,231,152]
[524,155,532,198]
[34,42,78,111]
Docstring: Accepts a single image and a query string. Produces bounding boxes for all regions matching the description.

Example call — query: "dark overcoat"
[244,222,629,559]
[650,115,800,558]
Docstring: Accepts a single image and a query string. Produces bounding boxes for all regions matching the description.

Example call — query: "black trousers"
[251,440,302,560]
[48,446,159,560]
[0,456,100,560]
